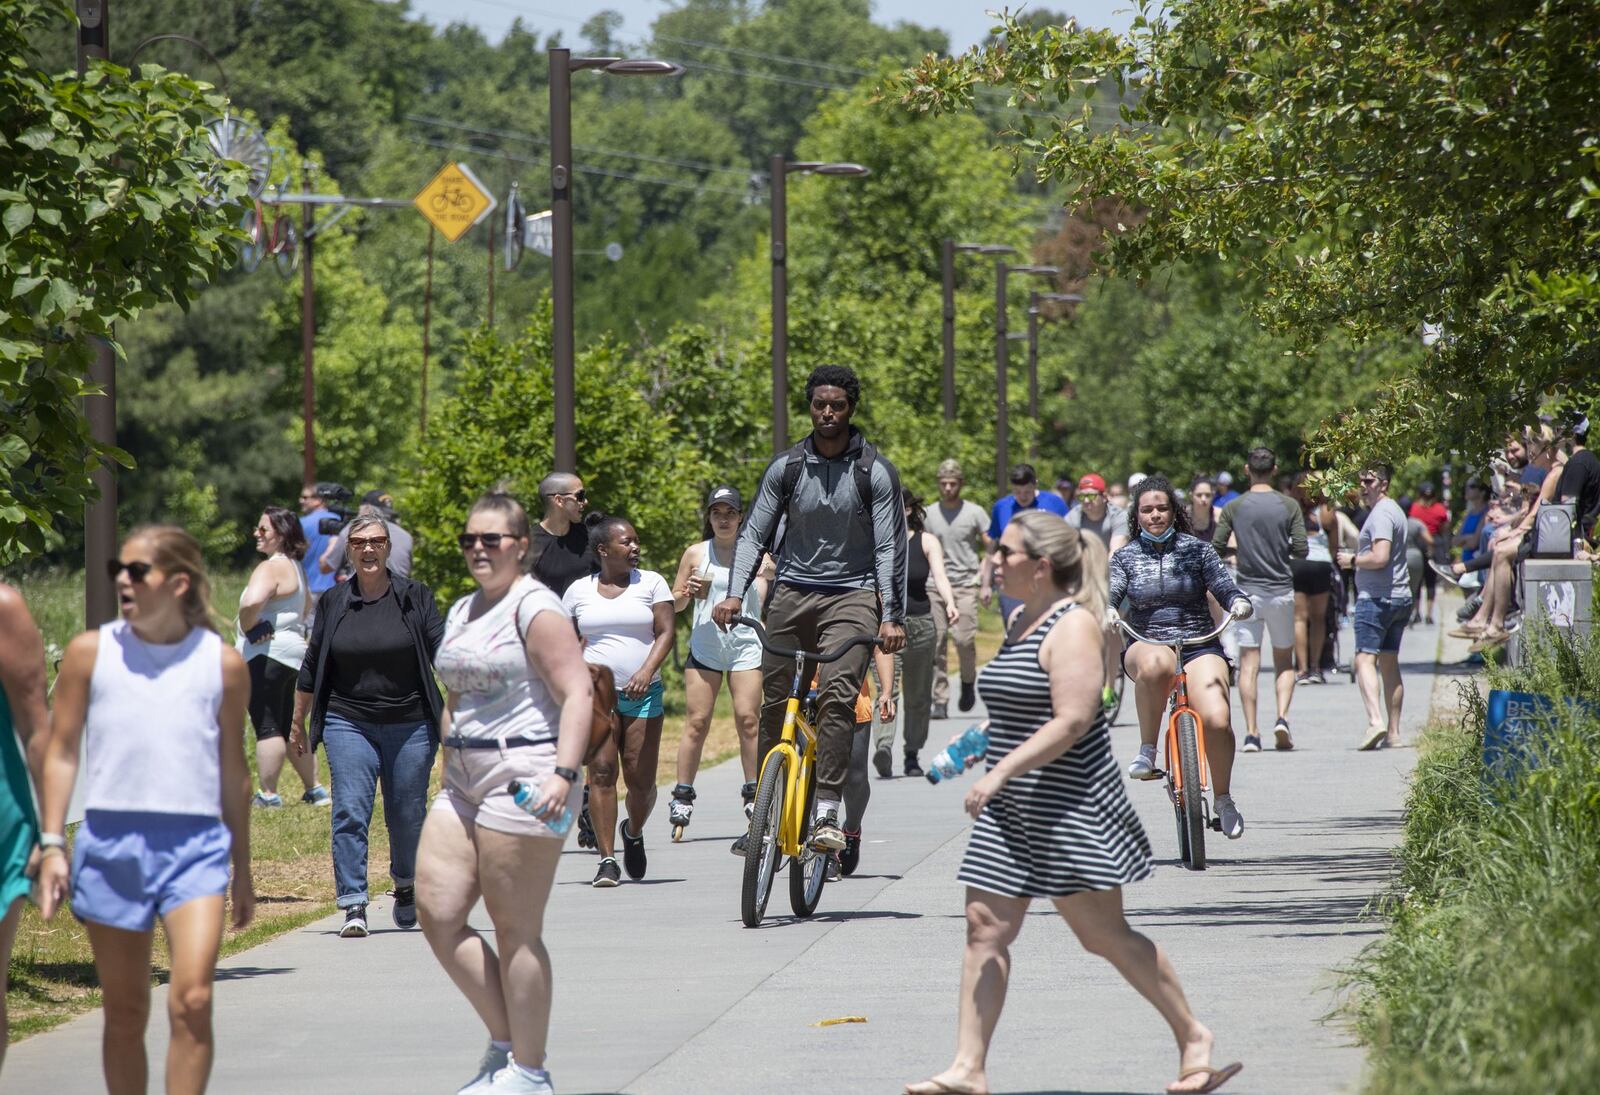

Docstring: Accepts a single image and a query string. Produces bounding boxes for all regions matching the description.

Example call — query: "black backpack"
[759,439,881,558]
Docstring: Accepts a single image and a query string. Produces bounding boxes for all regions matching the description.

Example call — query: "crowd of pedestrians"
[4,372,1594,1095]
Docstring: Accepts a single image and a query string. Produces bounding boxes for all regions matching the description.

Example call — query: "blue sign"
[1484,689,1600,782]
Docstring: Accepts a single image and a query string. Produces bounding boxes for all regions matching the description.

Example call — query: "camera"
[315,482,355,536]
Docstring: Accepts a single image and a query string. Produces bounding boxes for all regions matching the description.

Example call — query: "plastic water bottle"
[507,779,574,834]
[926,723,991,784]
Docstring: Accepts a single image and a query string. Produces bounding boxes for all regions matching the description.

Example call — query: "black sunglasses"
[458,532,512,550]
[107,559,154,583]
[547,489,587,502]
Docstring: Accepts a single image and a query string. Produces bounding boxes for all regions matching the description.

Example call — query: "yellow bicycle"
[734,614,881,928]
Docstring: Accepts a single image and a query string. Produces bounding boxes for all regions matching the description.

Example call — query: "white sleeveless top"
[688,540,763,667]
[85,620,224,817]
[236,554,309,669]
[435,576,566,743]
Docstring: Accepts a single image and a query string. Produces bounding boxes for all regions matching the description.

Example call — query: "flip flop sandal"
[1358,726,1388,751]
[904,1080,983,1095]
[1173,1061,1244,1093]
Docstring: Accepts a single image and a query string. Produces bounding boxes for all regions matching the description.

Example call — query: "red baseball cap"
[1077,473,1107,494]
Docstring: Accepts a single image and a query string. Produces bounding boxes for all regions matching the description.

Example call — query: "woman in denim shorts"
[420,492,595,1095]
[37,526,254,1094]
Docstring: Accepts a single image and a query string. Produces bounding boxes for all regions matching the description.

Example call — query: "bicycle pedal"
[1209,818,1221,832]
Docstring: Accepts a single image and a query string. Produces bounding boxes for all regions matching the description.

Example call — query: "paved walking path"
[10,614,1462,1094]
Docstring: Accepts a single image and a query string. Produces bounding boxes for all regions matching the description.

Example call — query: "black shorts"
[247,657,298,741]
[1120,640,1232,684]
[1290,558,1333,596]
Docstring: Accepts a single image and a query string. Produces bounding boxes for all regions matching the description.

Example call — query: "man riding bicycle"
[713,365,907,851]
[1109,476,1253,839]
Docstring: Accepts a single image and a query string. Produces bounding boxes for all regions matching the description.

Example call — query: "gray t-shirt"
[1066,503,1127,550]
[1212,490,1307,595]
[924,499,988,586]
[1356,497,1410,601]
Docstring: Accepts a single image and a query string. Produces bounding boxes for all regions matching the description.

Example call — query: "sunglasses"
[1078,490,1103,500]
[348,536,390,550]
[458,532,512,550]
[549,489,587,502]
[107,559,154,583]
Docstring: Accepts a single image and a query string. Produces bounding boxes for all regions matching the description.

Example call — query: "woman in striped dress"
[907,510,1241,1095]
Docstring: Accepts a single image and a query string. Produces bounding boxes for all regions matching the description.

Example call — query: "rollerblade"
[730,781,756,856]
[669,783,696,842]
[576,783,596,850]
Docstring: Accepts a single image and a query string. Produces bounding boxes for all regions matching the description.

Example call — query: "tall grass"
[1346,615,1600,1095]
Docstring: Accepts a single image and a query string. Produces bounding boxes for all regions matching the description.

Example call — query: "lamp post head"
[568,55,684,76]
[1037,292,1086,304]
[1008,264,1061,278]
[786,161,870,177]
[956,243,1016,255]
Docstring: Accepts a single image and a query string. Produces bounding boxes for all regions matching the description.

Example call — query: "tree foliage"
[892,1,1600,468]
[0,0,244,561]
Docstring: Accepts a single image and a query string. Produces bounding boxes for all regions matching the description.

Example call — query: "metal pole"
[770,153,788,454]
[300,165,316,486]
[422,226,434,437]
[78,0,116,628]
[486,215,495,327]
[941,238,956,423]
[994,260,1009,497]
[549,48,576,473]
[1027,291,1040,419]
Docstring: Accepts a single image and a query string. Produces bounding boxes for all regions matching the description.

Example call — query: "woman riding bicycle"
[1110,476,1252,840]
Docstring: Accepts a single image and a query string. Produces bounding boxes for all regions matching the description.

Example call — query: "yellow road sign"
[413,162,497,242]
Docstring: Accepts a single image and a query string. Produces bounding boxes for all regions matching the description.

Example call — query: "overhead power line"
[404,134,752,198]
[405,113,760,178]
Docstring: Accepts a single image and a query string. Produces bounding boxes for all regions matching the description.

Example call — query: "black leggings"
[247,657,298,740]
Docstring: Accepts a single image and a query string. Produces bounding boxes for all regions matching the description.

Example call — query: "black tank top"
[907,532,931,617]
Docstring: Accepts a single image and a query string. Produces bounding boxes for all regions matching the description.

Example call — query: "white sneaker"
[1215,795,1244,840]
[457,1044,511,1094]
[1127,744,1160,781]
[487,1057,555,1094]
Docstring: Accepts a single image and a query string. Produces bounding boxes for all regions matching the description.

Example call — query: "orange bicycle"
[1109,610,1233,870]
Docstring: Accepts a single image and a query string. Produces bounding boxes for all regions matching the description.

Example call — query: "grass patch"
[1344,607,1600,1094]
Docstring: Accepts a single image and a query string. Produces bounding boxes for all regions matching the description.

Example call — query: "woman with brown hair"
[237,504,328,807]
[1287,477,1337,685]
[37,526,255,1095]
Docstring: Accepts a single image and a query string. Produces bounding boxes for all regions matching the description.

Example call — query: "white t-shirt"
[561,570,673,688]
[436,576,566,742]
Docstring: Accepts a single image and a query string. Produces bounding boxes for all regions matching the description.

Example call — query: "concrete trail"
[8,616,1446,1094]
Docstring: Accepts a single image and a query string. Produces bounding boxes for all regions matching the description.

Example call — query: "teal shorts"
[616,680,664,720]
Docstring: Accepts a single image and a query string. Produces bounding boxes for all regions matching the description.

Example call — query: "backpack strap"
[767,439,880,556]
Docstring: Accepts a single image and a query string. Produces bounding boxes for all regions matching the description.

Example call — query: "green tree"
[1,0,244,561]
[892,2,1600,467]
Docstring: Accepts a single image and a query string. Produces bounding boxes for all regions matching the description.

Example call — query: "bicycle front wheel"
[1174,712,1207,871]
[789,762,827,917]
[741,752,787,928]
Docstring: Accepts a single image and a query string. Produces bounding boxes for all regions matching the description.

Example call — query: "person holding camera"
[299,483,343,616]
[237,505,329,808]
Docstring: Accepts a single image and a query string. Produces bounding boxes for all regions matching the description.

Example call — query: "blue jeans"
[321,713,436,908]
[1354,596,1412,655]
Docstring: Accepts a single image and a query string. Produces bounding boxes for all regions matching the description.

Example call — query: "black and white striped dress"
[958,602,1154,898]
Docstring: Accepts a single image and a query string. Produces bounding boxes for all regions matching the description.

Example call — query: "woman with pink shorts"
[417,492,594,1095]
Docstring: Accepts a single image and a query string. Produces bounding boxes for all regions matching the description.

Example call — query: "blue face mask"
[1140,525,1176,546]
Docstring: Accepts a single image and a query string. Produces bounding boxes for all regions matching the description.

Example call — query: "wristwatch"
[39,832,66,854]
[553,766,578,783]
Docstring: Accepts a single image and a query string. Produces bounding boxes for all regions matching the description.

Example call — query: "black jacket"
[296,573,445,748]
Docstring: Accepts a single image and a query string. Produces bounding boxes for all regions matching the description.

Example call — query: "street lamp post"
[549,48,681,473]
[771,157,869,454]
[940,240,1015,423]
[993,263,1060,494]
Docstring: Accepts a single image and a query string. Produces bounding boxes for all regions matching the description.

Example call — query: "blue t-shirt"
[1213,489,1240,513]
[1459,510,1485,563]
[300,508,336,595]
[987,491,1069,539]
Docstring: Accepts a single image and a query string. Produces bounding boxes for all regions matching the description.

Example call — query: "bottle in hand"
[507,779,574,834]
[926,723,991,784]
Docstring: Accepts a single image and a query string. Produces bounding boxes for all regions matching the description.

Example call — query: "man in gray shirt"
[1213,447,1307,751]
[714,365,907,852]
[1337,462,1412,751]
[924,458,988,718]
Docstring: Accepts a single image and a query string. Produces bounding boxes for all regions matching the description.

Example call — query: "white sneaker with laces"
[1127,744,1160,780]
[1215,795,1244,840]
[487,1057,555,1094]
[457,1044,511,1094]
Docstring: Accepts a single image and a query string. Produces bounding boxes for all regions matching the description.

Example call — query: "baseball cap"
[1215,471,1234,487]
[1127,472,1148,490]
[1419,480,1435,495]
[936,459,964,481]
[1076,473,1107,494]
[706,485,743,511]
[362,489,394,508]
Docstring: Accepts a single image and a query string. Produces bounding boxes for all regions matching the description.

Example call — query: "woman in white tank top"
[665,487,769,847]
[37,525,254,1095]
[238,505,328,808]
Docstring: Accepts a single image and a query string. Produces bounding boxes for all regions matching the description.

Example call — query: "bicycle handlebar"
[732,615,884,663]
[1107,608,1236,649]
